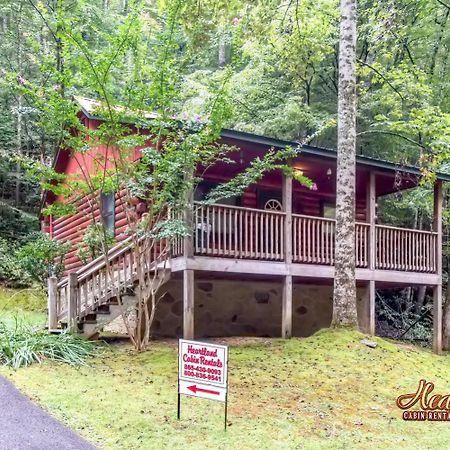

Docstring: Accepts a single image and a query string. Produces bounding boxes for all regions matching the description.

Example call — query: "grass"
[0,287,95,368]
[0,323,97,369]
[2,329,450,450]
[0,286,46,328]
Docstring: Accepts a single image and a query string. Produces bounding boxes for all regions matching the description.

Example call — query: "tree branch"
[357,59,404,100]
[357,130,426,149]
[436,0,450,11]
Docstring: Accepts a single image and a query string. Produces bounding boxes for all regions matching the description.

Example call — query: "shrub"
[17,232,70,283]
[0,321,97,369]
[0,238,30,287]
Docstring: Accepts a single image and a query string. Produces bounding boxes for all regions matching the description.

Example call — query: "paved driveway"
[0,377,97,450]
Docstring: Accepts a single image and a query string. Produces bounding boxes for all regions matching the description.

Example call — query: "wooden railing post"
[282,173,293,338]
[433,179,443,354]
[67,272,78,333]
[183,174,194,259]
[47,276,58,330]
[366,172,376,335]
[282,173,293,264]
[433,180,443,275]
[367,172,376,271]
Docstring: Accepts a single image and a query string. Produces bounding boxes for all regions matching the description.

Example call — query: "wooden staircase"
[48,237,171,338]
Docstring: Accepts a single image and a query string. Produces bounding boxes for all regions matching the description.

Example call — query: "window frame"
[100,192,116,233]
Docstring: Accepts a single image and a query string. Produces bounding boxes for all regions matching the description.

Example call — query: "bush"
[0,238,30,287]
[17,232,70,283]
[0,321,97,369]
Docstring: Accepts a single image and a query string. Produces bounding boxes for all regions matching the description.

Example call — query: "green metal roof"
[75,96,450,181]
[221,128,450,182]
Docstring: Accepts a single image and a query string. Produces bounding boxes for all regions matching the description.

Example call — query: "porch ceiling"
[205,141,420,198]
[220,128,450,191]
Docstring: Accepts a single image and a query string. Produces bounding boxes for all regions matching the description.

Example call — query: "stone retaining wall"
[151,279,368,338]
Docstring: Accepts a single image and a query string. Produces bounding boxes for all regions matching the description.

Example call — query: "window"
[100,192,115,233]
[322,202,336,219]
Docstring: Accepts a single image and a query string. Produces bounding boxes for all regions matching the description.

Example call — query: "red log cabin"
[42,97,449,353]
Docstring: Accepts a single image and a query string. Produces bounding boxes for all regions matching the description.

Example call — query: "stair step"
[48,328,64,335]
[81,319,98,325]
[84,313,97,321]
[55,261,171,340]
[96,305,111,314]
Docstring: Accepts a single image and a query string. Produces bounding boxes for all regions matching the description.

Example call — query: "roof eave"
[220,128,450,182]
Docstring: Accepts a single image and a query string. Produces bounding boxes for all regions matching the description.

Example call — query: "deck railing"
[193,203,285,260]
[53,236,169,328]
[376,225,437,272]
[291,215,369,267]
[190,202,437,273]
[54,237,135,324]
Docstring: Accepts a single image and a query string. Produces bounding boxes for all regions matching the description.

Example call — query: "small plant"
[0,321,97,369]
[0,238,30,287]
[17,232,70,283]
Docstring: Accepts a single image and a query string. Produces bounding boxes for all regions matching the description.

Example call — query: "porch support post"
[47,276,58,330]
[282,275,293,338]
[433,180,443,354]
[367,172,376,271]
[433,286,442,354]
[358,280,375,335]
[282,172,293,338]
[361,173,377,336]
[183,269,195,339]
[368,279,375,335]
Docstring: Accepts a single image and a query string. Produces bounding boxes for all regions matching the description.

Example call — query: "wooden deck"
[172,202,439,276]
[49,187,443,353]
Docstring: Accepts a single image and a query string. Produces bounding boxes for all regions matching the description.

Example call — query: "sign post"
[178,339,229,430]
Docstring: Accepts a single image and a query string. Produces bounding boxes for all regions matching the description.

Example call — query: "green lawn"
[0,286,46,328]
[2,327,450,450]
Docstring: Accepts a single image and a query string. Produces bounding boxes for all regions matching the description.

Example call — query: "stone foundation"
[151,279,368,338]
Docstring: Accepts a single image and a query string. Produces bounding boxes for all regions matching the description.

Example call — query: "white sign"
[178,339,228,403]
[179,379,227,402]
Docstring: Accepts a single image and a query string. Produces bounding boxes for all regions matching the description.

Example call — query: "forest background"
[1,0,450,344]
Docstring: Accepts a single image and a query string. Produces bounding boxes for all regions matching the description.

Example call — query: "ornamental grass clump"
[0,322,97,369]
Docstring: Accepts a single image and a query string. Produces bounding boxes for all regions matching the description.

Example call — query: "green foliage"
[0,239,28,288]
[376,290,433,346]
[0,287,47,335]
[0,202,39,242]
[16,232,70,283]
[1,0,450,240]
[0,287,46,314]
[0,322,97,369]
[76,223,115,264]
[0,232,70,287]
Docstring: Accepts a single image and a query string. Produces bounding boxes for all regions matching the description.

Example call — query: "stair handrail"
[57,236,134,288]
[54,234,170,323]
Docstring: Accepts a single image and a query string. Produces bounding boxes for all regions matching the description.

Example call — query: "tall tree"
[332,0,358,326]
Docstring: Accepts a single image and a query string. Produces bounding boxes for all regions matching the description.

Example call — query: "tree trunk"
[414,286,427,315]
[332,0,358,327]
[218,30,229,68]
[15,2,24,207]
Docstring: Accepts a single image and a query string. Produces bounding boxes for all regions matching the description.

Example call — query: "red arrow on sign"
[187,384,220,395]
